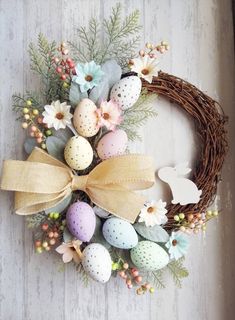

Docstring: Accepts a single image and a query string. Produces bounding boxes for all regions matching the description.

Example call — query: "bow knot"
[1,148,155,223]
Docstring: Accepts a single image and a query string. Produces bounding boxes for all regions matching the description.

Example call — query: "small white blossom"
[42,100,73,130]
[138,199,168,227]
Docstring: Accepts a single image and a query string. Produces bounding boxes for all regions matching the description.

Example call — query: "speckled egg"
[130,241,169,271]
[97,129,128,160]
[64,136,93,170]
[102,217,138,249]
[82,243,112,283]
[110,76,142,110]
[73,98,99,137]
[66,201,96,242]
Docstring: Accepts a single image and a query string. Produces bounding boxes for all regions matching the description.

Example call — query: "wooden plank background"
[0,0,235,319]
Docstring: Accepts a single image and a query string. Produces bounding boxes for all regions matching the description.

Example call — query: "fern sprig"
[167,257,189,288]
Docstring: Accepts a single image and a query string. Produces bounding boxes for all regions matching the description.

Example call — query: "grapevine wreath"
[0,5,228,294]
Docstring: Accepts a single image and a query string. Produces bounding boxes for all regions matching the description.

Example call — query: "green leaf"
[63,227,74,243]
[46,136,66,161]
[45,194,72,214]
[151,269,166,289]
[24,138,37,154]
[167,257,189,288]
[133,223,169,243]
[91,216,111,249]
[53,128,73,144]
[89,60,121,104]
[69,82,88,107]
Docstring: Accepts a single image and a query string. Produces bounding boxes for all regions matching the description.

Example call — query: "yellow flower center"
[85,74,93,82]
[103,112,110,120]
[141,68,150,75]
[147,206,155,214]
[55,112,64,120]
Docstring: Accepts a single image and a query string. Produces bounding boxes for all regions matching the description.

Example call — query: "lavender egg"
[97,129,128,160]
[66,202,96,242]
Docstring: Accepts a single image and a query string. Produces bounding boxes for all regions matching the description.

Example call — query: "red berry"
[66,58,72,64]
[42,223,49,231]
[56,66,62,73]
[60,74,67,80]
[68,61,75,68]
[131,268,139,277]
[135,276,142,284]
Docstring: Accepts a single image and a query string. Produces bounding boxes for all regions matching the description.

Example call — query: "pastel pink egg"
[97,129,128,160]
[66,201,96,242]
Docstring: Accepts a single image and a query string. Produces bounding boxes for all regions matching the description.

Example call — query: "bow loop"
[1,147,155,223]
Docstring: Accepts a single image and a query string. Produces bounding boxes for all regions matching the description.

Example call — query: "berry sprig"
[52,42,75,86]
[112,260,155,294]
[173,210,219,234]
[34,212,66,253]
[139,41,170,59]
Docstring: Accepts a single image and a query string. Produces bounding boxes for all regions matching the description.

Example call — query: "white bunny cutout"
[158,162,202,205]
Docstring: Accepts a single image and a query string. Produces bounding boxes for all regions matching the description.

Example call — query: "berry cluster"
[173,210,219,234]
[139,41,170,59]
[34,213,65,253]
[112,261,154,294]
[52,42,75,85]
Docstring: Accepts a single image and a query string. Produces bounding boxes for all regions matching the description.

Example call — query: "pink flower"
[96,100,123,131]
[55,240,82,264]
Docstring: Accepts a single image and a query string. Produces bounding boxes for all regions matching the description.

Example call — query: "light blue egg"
[102,217,138,249]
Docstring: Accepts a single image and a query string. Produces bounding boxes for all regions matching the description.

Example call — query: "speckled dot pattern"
[130,241,169,271]
[73,98,99,138]
[82,243,112,283]
[102,217,138,249]
[110,76,142,110]
[66,202,96,242]
[97,129,128,160]
[64,136,93,170]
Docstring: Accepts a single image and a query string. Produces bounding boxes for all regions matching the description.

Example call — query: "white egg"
[110,76,142,110]
[73,98,99,137]
[64,136,93,170]
[82,243,112,283]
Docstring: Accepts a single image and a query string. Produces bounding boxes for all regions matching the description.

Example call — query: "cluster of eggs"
[66,201,170,283]
[64,76,141,170]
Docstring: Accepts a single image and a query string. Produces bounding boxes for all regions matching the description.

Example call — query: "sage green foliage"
[28,33,69,103]
[150,257,189,289]
[119,89,158,141]
[69,3,141,69]
[26,212,47,228]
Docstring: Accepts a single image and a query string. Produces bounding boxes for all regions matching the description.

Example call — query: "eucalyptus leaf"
[63,227,74,243]
[24,138,37,154]
[53,127,73,144]
[45,194,72,214]
[101,59,122,88]
[89,78,109,104]
[89,59,122,104]
[133,223,169,243]
[69,82,88,107]
[46,136,66,161]
[91,216,111,249]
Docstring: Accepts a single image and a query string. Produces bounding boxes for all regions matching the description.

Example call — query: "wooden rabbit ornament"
[158,163,202,205]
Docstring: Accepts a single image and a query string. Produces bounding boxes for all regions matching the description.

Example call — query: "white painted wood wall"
[0,0,235,319]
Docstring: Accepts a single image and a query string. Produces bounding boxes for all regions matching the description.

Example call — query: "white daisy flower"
[138,199,168,227]
[42,100,73,130]
[130,55,159,83]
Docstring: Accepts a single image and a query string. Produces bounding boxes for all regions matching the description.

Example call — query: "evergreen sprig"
[70,3,141,68]
[151,270,166,289]
[119,89,158,141]
[167,257,189,288]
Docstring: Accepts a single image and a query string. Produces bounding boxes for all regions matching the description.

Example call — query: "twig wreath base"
[140,71,228,230]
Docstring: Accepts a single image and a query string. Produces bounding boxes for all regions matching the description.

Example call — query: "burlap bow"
[0,148,155,223]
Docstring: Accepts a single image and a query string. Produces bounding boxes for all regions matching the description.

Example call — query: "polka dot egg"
[130,241,169,271]
[82,243,112,283]
[73,98,99,137]
[66,201,96,242]
[102,217,138,249]
[110,76,142,110]
[97,129,128,160]
[64,136,93,170]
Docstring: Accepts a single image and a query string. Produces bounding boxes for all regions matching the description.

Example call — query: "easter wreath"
[0,4,228,295]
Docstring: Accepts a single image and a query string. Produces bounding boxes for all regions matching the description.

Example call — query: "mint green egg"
[130,241,169,271]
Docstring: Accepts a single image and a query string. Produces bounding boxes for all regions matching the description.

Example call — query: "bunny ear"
[174,162,192,175]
